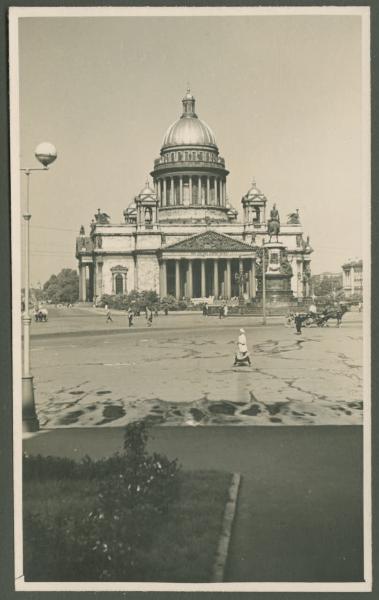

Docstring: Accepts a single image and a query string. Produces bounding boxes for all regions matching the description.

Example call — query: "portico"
[159,230,257,300]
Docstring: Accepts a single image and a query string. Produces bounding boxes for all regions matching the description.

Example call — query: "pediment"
[163,230,254,253]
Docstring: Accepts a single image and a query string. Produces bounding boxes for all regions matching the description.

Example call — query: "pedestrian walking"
[294,313,303,334]
[224,304,228,318]
[233,328,251,366]
[219,305,223,319]
[106,309,113,323]
[128,309,134,327]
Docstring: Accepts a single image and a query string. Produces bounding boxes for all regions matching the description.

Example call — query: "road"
[28,307,363,428]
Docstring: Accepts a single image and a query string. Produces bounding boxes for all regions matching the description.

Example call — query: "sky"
[17,12,364,285]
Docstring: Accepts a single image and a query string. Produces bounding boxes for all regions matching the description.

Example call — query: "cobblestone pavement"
[29,309,364,427]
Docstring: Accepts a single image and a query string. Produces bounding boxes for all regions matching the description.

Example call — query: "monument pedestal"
[257,242,294,304]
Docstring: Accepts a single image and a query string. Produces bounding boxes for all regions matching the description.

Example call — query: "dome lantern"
[181,87,197,118]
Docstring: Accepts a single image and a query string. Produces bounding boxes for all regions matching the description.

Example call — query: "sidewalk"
[23,425,363,583]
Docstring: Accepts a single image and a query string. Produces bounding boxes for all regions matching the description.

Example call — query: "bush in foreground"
[24,422,180,581]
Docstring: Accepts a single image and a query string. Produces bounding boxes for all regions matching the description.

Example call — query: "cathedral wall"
[135,232,162,251]
[102,235,135,252]
[136,255,160,292]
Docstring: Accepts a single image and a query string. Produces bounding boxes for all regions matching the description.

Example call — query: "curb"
[211,472,241,583]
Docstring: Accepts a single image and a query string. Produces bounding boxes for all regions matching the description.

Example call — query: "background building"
[76,90,313,304]
[342,259,363,297]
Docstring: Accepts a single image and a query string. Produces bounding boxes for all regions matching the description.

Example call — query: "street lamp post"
[262,241,267,326]
[21,142,57,432]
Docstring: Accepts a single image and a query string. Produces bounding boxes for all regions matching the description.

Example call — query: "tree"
[43,268,79,304]
[312,275,342,297]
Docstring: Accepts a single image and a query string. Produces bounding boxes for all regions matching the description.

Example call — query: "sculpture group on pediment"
[95,208,111,224]
[287,209,300,225]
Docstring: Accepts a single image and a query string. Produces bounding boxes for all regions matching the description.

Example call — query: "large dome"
[162,89,217,149]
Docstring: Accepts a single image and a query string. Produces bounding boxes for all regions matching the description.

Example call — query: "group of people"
[105,304,161,327]
[202,303,229,318]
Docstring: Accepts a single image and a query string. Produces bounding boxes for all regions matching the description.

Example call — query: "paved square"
[29,308,363,427]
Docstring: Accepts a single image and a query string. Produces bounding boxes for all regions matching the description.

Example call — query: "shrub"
[100,290,160,313]
[24,422,180,581]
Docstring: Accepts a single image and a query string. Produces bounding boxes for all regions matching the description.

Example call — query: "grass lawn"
[24,469,231,582]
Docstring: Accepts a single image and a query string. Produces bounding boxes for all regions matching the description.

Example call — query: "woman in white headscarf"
[234,328,251,366]
[238,329,248,353]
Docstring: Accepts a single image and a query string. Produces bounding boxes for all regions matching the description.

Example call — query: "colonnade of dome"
[154,173,227,207]
[150,89,231,219]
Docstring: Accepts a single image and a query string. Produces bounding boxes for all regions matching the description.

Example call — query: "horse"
[268,219,280,243]
[35,308,48,322]
[318,305,348,327]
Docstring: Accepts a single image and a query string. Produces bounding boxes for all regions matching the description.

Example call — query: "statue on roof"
[268,203,280,242]
[95,208,110,224]
[287,209,300,225]
[79,225,85,235]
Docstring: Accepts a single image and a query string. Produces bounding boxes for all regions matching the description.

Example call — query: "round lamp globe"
[35,142,57,167]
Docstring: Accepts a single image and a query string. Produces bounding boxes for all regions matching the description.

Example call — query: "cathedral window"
[115,273,124,295]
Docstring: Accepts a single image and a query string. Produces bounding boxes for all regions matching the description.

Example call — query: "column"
[226,259,231,299]
[79,265,85,301]
[351,266,355,294]
[163,178,167,207]
[187,259,193,298]
[97,261,103,301]
[201,259,206,297]
[93,262,97,303]
[199,176,203,205]
[88,265,94,302]
[207,177,210,205]
[189,176,193,205]
[180,176,183,205]
[213,259,219,298]
[134,255,138,290]
[222,180,226,205]
[160,260,167,298]
[238,258,244,297]
[297,261,302,298]
[154,180,158,198]
[175,260,180,300]
[249,259,256,299]
[170,177,174,206]
[123,272,127,295]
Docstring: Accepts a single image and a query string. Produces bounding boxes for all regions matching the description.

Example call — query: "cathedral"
[76,89,312,304]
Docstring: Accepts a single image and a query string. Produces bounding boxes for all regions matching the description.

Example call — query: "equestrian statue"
[268,203,280,242]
